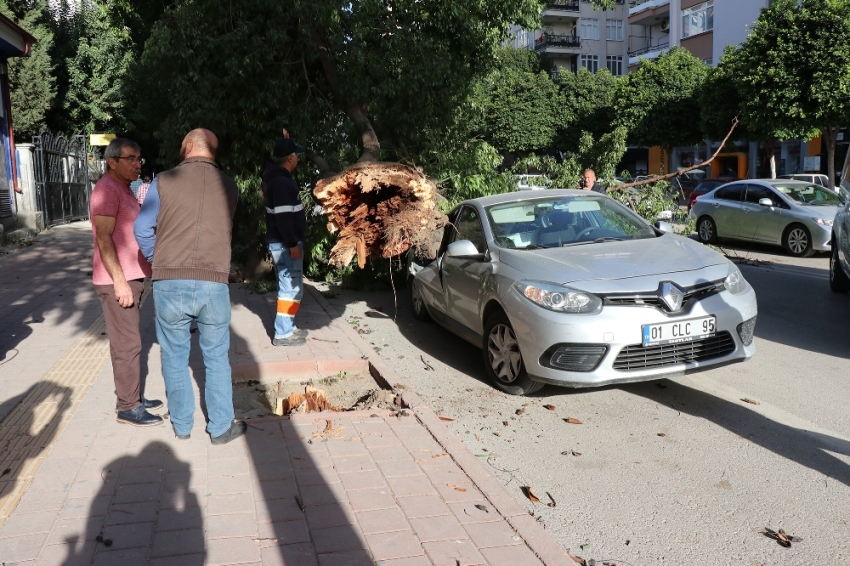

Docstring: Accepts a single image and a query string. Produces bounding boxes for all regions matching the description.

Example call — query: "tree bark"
[308,26,381,163]
[821,126,838,190]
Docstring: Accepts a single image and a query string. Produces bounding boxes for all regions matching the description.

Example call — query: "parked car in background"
[690,179,843,257]
[687,178,729,211]
[409,190,757,395]
[778,173,831,190]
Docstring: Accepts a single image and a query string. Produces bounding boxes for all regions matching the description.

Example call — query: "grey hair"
[104,138,141,170]
[583,169,596,175]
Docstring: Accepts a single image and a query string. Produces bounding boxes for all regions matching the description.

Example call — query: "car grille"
[603,280,725,314]
[612,332,735,371]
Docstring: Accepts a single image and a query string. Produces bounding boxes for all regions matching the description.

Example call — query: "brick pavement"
[0,222,570,565]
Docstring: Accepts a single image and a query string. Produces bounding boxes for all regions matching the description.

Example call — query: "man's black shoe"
[210,420,247,445]
[142,397,164,411]
[292,328,308,338]
[117,405,163,427]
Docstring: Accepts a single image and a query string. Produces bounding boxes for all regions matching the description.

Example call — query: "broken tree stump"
[313,162,448,268]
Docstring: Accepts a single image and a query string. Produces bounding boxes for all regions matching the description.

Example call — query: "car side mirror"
[654,221,673,233]
[446,240,485,260]
[758,198,774,207]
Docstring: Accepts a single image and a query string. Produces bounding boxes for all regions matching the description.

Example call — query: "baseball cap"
[273,138,306,157]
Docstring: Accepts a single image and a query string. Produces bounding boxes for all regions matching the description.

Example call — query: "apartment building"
[510,1,633,76]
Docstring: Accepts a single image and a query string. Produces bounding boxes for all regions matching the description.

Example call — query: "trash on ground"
[564,417,583,424]
[521,486,541,503]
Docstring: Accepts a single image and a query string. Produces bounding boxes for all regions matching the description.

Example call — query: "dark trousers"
[95,279,145,412]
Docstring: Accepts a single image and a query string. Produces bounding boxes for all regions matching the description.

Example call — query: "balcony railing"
[545,1,580,11]
[535,33,582,51]
[628,41,669,57]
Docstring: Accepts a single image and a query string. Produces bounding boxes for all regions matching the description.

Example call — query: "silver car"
[409,190,757,395]
[690,179,844,257]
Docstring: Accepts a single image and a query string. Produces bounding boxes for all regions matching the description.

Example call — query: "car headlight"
[815,217,834,227]
[514,281,602,314]
[724,262,750,295]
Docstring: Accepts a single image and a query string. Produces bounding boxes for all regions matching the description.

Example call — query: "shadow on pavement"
[625,379,850,488]
[62,441,205,565]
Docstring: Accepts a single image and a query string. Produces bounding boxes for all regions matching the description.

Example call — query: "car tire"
[782,224,815,257]
[697,216,718,244]
[482,311,544,396]
[409,278,432,321]
[829,241,850,292]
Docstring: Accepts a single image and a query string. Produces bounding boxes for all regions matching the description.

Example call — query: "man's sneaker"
[175,432,190,440]
[142,397,164,411]
[292,328,308,338]
[117,405,163,427]
[272,334,307,347]
[210,420,248,445]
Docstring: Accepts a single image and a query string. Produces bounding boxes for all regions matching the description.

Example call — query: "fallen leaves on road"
[759,527,802,548]
[521,486,541,503]
[543,404,556,411]
[561,449,582,456]
[657,433,667,437]
[437,416,454,422]
[474,434,482,442]
[567,552,587,565]
[515,408,526,416]
[432,453,450,459]
[564,417,583,424]
[742,398,761,405]
[447,483,467,493]
[474,504,489,513]
[502,420,509,426]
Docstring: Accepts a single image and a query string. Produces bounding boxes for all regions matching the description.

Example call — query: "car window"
[773,183,843,206]
[453,206,487,253]
[744,184,774,204]
[695,181,722,193]
[714,183,745,201]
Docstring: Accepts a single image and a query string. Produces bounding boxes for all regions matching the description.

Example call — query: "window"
[682,1,713,38]
[606,19,624,41]
[453,206,486,253]
[580,55,599,72]
[715,183,745,202]
[581,18,599,40]
[744,184,776,205]
[606,56,622,76]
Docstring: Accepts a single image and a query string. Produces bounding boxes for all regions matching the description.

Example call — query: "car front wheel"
[782,224,815,257]
[482,311,544,396]
[829,241,850,292]
[409,278,431,321]
[697,216,718,244]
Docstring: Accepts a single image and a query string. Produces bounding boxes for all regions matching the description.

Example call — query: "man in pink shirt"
[91,138,163,427]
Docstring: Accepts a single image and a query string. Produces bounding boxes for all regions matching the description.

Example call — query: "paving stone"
[305,502,357,530]
[375,556,434,566]
[338,469,388,491]
[45,516,104,545]
[463,521,523,549]
[98,521,155,551]
[365,530,425,562]
[155,506,205,532]
[347,487,398,512]
[259,542,318,566]
[312,524,368,553]
[34,540,96,566]
[355,507,410,535]
[149,527,206,557]
[317,549,376,566]
[0,510,56,537]
[409,514,467,543]
[422,539,486,566]
[208,492,256,516]
[0,531,49,561]
[206,535,260,565]
[206,511,259,539]
[387,475,439,498]
[479,544,544,566]
[104,501,159,526]
[90,546,149,566]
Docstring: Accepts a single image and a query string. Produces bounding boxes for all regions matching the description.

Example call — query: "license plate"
[642,316,716,346]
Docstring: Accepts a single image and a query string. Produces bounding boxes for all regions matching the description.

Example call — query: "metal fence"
[32,131,90,226]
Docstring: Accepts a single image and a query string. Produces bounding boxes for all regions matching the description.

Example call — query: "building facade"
[511,1,634,76]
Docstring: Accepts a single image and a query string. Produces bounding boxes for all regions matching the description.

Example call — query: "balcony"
[534,33,582,53]
[628,0,670,26]
[542,2,581,22]
[628,41,670,66]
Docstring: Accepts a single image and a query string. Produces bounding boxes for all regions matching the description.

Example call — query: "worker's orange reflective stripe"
[277,299,300,316]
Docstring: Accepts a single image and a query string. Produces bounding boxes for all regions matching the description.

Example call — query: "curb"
[304,281,572,566]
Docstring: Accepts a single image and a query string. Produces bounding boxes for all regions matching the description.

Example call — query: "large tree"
[557,67,619,154]
[615,47,709,172]
[0,0,56,141]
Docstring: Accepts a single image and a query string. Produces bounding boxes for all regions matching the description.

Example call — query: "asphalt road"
[316,241,850,566]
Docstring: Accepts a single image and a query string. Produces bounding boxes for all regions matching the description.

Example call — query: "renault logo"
[660,282,684,312]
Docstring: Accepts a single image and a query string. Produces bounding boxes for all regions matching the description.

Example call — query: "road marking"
[0,315,110,526]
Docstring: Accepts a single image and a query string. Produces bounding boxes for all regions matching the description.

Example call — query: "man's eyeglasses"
[113,156,145,165]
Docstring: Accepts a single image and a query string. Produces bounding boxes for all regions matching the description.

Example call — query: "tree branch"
[609,117,739,192]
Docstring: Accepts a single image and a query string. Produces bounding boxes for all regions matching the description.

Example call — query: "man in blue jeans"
[262,136,308,346]
[134,128,246,445]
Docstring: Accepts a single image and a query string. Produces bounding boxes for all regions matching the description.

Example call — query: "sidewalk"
[0,222,571,566]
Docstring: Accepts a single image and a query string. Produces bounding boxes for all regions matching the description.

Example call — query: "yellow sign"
[89,133,116,146]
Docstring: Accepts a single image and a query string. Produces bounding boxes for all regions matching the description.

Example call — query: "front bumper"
[811,222,832,251]
[504,286,758,388]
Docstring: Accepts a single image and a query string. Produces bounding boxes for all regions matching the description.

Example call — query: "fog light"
[540,344,608,372]
[737,316,757,346]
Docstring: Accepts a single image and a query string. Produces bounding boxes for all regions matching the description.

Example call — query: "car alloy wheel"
[697,216,717,244]
[409,279,431,321]
[783,224,813,257]
[487,323,522,384]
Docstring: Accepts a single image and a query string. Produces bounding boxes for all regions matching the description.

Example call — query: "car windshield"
[485,196,657,249]
[772,183,843,206]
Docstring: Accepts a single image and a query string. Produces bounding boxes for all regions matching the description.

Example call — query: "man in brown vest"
[134,129,246,445]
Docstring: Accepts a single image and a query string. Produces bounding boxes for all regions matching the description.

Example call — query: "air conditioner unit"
[660,19,669,32]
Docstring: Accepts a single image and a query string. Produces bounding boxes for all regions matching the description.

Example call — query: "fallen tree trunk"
[313,162,448,268]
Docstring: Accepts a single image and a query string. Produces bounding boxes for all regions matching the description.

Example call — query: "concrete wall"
[712,0,769,64]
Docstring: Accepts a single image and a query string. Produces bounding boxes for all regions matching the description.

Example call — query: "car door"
[708,183,747,237]
[741,184,786,244]
[441,205,490,336]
